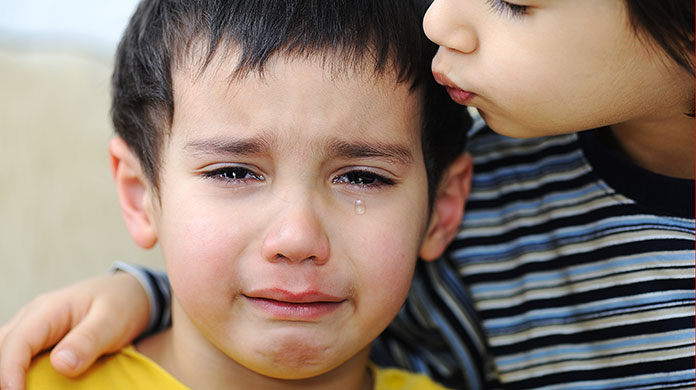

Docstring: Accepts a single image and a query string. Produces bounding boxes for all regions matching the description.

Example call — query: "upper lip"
[432,71,462,90]
[244,288,345,303]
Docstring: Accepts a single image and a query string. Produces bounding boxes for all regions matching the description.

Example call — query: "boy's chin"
[230,331,368,380]
[239,345,345,380]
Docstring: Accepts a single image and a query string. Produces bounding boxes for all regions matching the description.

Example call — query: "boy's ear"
[109,137,158,249]
[419,152,473,261]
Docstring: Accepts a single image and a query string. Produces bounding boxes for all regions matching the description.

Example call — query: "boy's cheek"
[354,229,419,294]
[160,211,248,288]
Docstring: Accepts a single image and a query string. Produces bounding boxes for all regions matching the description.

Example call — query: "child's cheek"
[355,222,420,311]
[161,212,246,315]
[354,193,428,292]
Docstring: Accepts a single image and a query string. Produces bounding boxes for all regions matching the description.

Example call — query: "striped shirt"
[378,124,695,389]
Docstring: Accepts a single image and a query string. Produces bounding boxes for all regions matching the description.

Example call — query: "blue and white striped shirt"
[378,125,695,389]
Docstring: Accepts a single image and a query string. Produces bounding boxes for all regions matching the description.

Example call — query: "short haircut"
[111,0,470,204]
[625,0,694,76]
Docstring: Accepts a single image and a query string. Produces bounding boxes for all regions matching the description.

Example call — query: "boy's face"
[423,0,693,137]
[145,55,437,378]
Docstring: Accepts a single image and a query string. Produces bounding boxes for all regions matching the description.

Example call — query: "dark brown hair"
[625,0,694,76]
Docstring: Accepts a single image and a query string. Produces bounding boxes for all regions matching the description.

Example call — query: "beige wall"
[0,45,163,323]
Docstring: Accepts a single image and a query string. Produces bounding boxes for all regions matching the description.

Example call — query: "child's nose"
[423,0,478,54]
[262,200,330,265]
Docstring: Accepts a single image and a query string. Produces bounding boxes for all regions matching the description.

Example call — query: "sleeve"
[109,261,172,337]
[370,259,497,390]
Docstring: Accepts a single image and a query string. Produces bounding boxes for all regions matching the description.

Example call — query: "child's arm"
[0,270,159,390]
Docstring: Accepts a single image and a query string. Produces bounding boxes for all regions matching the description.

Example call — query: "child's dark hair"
[111,0,470,204]
[625,0,694,77]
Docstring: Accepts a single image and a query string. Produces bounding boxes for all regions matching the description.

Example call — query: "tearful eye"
[332,170,395,188]
[203,166,264,183]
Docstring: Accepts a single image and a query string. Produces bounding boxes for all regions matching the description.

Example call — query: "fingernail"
[55,349,78,369]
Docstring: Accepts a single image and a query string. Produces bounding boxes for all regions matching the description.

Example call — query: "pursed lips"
[432,71,476,105]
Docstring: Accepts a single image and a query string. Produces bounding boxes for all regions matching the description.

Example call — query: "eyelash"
[486,0,528,18]
[332,170,396,189]
[202,166,396,189]
[202,166,265,184]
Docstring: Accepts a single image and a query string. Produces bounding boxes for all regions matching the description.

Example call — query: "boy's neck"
[135,304,374,390]
[609,112,695,179]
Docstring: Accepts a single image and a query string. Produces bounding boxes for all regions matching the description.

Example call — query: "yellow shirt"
[28,346,449,390]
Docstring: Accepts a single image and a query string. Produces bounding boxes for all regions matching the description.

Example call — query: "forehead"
[168,51,424,148]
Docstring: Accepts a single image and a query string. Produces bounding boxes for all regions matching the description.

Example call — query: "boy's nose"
[262,200,330,265]
[423,0,478,54]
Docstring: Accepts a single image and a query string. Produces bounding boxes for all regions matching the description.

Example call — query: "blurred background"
[0,0,164,323]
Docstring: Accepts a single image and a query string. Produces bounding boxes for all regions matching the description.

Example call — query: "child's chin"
[240,335,348,379]
[254,365,335,381]
[244,353,339,380]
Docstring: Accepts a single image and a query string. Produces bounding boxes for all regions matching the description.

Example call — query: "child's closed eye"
[486,0,528,18]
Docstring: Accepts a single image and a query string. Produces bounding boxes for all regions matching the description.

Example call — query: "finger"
[0,304,72,390]
[0,305,28,352]
[0,308,27,390]
[0,338,30,390]
[49,301,135,378]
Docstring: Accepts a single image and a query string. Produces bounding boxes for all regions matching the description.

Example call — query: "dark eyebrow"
[184,135,413,166]
[327,139,413,166]
[184,135,272,157]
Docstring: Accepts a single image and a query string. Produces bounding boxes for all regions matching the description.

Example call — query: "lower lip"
[245,297,345,321]
[445,87,476,105]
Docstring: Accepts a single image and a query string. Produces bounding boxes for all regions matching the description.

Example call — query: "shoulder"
[467,126,580,168]
[465,126,586,205]
[372,364,451,390]
[27,346,188,390]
